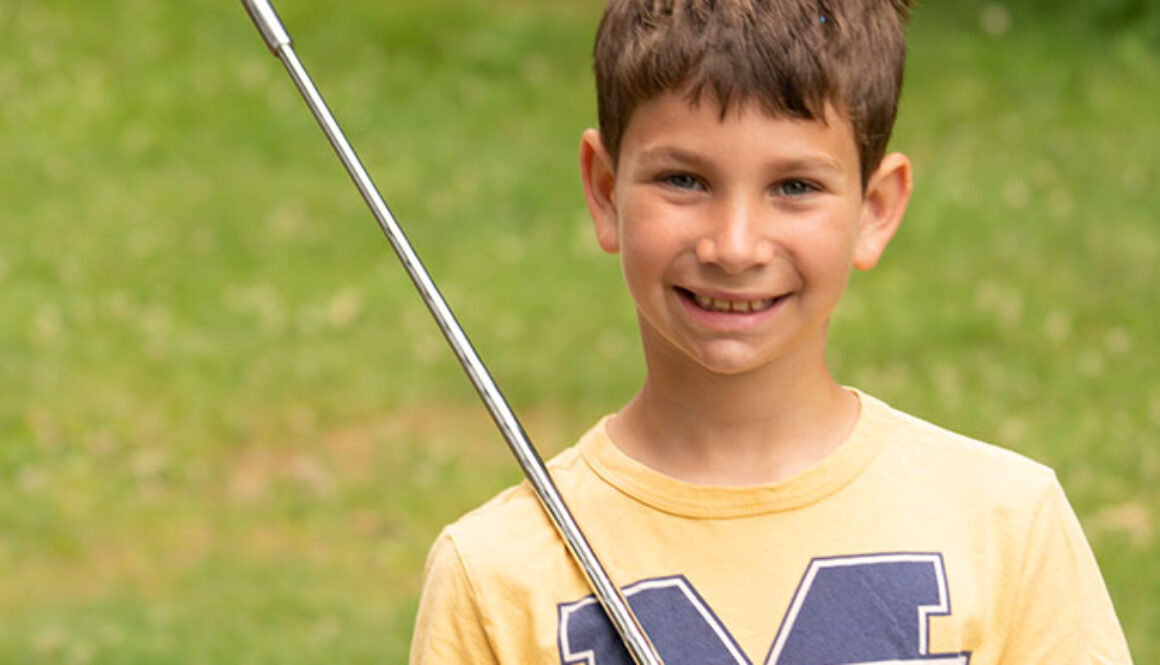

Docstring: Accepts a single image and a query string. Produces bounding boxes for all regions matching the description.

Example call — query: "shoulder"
[446,443,587,539]
[857,391,1060,506]
[860,390,1053,475]
[853,394,1132,661]
[436,442,593,588]
[413,429,621,663]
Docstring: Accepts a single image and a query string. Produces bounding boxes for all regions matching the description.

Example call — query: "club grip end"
[242,0,292,53]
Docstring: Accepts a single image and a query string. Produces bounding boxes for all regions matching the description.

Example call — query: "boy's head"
[593,0,912,185]
[579,0,916,380]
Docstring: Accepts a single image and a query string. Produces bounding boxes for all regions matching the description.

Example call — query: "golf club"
[239,1,664,663]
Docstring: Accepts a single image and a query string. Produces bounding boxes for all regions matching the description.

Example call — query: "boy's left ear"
[854,151,912,271]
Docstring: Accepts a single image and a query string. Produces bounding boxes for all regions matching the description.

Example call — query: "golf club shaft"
[240,2,663,663]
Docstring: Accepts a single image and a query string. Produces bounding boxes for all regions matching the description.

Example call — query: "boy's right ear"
[579,129,620,254]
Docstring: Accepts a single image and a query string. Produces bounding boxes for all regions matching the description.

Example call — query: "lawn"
[1,0,1156,661]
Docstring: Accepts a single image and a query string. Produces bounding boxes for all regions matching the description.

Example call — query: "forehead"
[618,91,859,175]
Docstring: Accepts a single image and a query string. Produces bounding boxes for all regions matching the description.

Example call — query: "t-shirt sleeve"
[1000,476,1133,664]
[409,530,499,665]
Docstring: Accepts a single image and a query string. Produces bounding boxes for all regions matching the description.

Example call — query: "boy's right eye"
[661,173,703,190]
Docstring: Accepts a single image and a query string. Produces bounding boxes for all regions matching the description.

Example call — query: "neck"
[608,330,859,486]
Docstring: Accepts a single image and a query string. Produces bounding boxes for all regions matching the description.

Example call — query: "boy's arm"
[1000,477,1132,664]
[409,531,499,665]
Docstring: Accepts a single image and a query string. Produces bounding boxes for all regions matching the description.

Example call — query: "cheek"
[785,212,861,281]
[616,210,690,304]
[619,231,667,296]
[617,200,678,263]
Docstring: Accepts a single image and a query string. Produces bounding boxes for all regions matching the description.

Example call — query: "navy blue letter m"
[557,553,972,665]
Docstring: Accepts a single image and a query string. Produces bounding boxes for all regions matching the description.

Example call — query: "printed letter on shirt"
[557,553,971,665]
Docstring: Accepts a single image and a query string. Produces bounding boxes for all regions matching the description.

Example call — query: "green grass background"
[1,0,1156,661]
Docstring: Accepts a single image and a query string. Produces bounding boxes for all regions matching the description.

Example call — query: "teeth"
[693,293,775,313]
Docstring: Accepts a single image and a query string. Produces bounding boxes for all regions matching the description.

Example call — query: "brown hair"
[593,0,912,185]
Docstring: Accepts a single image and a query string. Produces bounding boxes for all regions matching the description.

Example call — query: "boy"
[410,0,1132,662]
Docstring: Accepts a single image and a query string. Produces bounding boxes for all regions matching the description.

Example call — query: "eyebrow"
[635,145,845,176]
[635,146,710,169]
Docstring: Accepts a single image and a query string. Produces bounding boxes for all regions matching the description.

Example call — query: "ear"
[579,129,620,254]
[853,151,912,271]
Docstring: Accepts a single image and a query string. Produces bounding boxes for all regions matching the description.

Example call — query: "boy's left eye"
[775,179,817,197]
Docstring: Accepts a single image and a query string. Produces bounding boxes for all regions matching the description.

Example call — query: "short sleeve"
[1000,476,1133,664]
[409,530,499,665]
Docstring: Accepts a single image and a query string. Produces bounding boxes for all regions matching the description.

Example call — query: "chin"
[689,342,777,377]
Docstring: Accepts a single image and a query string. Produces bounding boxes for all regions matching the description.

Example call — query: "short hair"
[593,0,912,185]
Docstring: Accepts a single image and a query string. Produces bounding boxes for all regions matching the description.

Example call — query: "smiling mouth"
[678,288,782,314]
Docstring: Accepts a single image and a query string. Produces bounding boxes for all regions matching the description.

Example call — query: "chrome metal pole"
[239,1,663,663]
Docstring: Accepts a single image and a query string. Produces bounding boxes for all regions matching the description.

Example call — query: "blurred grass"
[1,0,1156,661]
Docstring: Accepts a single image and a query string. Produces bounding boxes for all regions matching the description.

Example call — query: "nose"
[694,196,775,274]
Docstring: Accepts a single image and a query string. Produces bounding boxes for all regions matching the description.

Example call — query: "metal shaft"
[240,1,663,663]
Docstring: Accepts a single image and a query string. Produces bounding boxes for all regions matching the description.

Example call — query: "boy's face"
[580,92,910,377]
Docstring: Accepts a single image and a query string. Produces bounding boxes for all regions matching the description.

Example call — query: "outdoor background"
[1,0,1156,661]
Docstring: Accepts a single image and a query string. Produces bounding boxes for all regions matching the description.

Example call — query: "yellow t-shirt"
[410,391,1132,664]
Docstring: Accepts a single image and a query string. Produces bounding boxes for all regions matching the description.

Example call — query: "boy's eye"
[776,179,817,197]
[662,173,703,190]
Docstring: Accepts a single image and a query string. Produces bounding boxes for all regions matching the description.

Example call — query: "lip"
[675,286,788,329]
